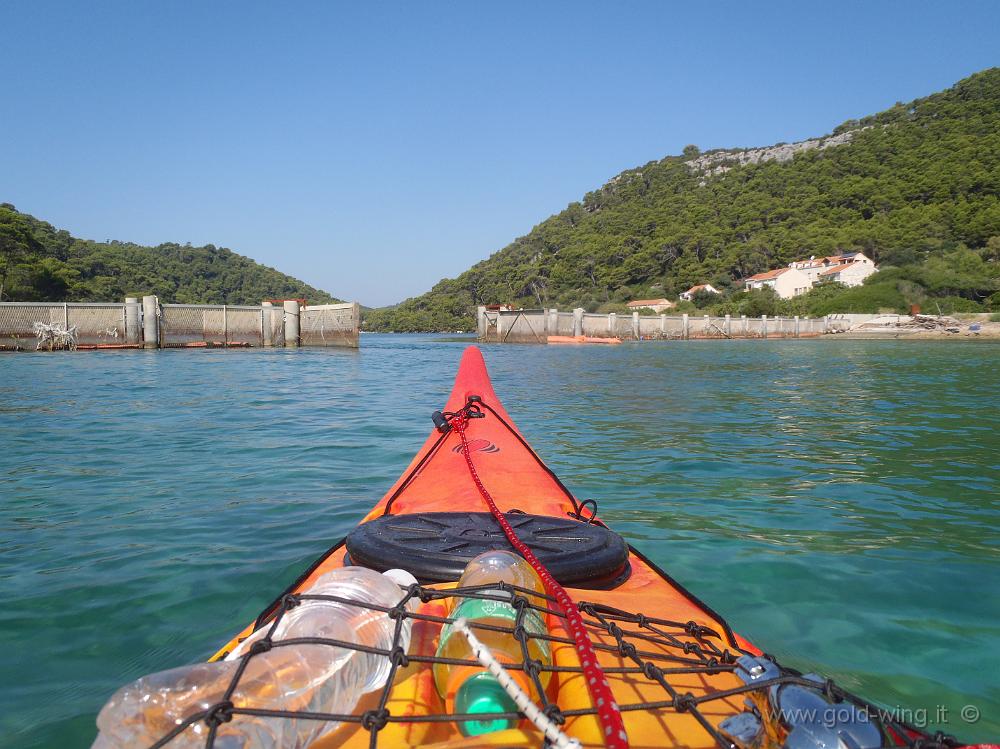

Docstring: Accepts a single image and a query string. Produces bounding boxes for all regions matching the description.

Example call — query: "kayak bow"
[206,346,968,749]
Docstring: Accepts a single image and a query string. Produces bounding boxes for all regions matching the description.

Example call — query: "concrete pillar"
[724,314,731,337]
[222,304,228,345]
[262,302,273,347]
[660,314,666,334]
[476,306,486,339]
[547,308,557,334]
[142,295,159,349]
[632,311,640,340]
[283,300,300,347]
[794,315,800,337]
[824,314,830,333]
[572,308,584,337]
[349,301,361,348]
[125,297,140,345]
[762,314,768,339]
[742,315,748,336]
[682,313,689,339]
[703,314,710,336]
[608,312,616,334]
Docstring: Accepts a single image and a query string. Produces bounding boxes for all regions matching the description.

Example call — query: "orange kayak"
[206,346,962,749]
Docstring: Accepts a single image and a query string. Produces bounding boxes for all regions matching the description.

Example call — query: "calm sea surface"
[1,335,998,747]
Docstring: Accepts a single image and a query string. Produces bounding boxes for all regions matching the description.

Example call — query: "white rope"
[452,617,581,749]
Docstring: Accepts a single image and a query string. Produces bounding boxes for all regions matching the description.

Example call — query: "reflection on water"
[0,336,997,746]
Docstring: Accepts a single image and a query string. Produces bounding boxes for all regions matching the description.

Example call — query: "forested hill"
[0,206,341,305]
[367,68,1000,331]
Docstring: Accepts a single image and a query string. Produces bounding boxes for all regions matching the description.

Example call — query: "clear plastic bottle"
[456,550,546,600]
[92,567,417,749]
[436,551,552,736]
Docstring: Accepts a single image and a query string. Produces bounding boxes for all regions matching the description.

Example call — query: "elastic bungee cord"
[448,402,630,749]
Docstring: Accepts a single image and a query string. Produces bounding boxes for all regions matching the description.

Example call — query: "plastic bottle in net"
[434,550,552,736]
[92,567,417,748]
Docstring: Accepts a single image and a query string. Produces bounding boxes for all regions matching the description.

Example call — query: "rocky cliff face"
[685,128,867,182]
[594,128,868,198]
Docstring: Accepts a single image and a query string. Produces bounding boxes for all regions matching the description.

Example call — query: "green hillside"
[0,206,341,305]
[367,68,1000,331]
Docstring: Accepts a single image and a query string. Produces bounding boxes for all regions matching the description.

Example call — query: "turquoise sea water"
[1,335,998,747]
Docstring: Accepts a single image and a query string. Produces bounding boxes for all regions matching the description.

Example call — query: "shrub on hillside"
[739,288,784,317]
[690,289,719,308]
[922,296,983,314]
[806,281,907,315]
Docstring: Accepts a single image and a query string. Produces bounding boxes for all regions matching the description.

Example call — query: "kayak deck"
[205,347,945,749]
[272,568,758,749]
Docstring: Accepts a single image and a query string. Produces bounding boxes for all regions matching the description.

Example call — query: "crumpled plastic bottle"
[92,567,418,748]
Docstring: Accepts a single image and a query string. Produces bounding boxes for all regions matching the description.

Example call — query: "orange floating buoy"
[547,335,621,345]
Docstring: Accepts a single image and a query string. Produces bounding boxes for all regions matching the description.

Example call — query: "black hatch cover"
[345,512,629,587]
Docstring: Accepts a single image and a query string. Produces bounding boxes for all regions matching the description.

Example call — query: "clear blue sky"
[2,1,998,306]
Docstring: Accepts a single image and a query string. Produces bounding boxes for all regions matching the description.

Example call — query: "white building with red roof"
[679,284,720,301]
[818,259,877,286]
[790,252,877,285]
[744,267,812,299]
[789,256,833,283]
[626,298,677,313]
[744,251,877,299]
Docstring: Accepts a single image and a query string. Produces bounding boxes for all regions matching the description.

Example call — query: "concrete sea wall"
[477,307,829,343]
[0,298,360,351]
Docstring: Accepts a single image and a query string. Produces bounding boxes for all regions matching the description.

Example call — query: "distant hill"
[366,68,1000,331]
[0,205,341,305]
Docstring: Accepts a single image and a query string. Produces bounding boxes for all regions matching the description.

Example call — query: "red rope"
[452,412,629,749]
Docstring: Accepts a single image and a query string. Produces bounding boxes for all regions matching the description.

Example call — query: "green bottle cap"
[454,671,518,736]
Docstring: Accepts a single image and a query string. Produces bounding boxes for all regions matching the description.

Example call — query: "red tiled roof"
[746,268,788,282]
[820,263,853,276]
[792,253,859,268]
